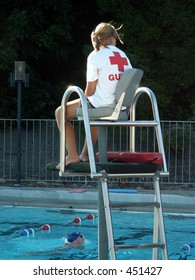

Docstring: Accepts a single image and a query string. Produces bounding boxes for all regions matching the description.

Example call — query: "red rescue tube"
[96,151,163,164]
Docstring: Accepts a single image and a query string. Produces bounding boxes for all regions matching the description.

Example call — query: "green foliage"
[97,0,195,120]
[0,0,74,118]
[0,0,194,120]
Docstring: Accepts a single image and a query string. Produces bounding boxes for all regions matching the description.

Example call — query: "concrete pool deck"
[0,185,195,214]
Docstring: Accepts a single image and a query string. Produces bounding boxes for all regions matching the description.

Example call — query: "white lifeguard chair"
[56,68,169,260]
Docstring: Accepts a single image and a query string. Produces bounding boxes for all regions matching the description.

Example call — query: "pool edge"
[0,185,194,214]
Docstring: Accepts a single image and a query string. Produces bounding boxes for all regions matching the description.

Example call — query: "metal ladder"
[58,85,169,260]
[99,170,168,260]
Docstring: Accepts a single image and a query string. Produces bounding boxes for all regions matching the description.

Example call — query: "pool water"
[0,205,195,260]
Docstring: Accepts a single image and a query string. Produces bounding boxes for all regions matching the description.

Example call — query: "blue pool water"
[0,205,195,260]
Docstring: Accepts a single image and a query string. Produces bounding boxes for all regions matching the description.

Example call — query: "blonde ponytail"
[91,22,124,51]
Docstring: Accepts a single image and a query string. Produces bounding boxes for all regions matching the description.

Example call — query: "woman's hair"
[91,22,124,51]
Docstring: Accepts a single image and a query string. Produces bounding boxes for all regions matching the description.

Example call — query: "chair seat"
[77,106,128,120]
[77,106,113,120]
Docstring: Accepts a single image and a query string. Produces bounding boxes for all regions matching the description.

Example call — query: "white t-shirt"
[87,45,132,108]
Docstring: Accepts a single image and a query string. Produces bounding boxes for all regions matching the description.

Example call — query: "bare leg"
[79,126,98,162]
[55,98,81,166]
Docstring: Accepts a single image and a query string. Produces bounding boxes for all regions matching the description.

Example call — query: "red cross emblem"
[109,52,128,72]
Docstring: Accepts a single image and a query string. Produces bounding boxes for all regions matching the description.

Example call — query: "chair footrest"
[47,161,161,173]
[114,243,165,251]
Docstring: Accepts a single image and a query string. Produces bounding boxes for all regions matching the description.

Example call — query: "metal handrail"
[59,86,97,177]
[130,87,168,173]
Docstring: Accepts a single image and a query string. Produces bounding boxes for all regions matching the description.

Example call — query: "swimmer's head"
[179,244,191,259]
[180,244,191,254]
[65,232,84,246]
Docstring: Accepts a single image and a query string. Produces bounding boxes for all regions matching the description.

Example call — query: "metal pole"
[10,61,28,186]
[153,174,168,260]
[98,179,108,259]
[16,80,22,185]
[98,127,107,162]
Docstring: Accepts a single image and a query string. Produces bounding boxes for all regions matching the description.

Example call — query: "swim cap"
[180,244,191,253]
[65,232,84,244]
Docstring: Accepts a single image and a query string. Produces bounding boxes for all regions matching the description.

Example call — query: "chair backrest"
[116,68,143,106]
[77,68,143,121]
[100,68,143,121]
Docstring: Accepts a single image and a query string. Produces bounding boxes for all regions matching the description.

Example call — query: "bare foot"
[65,155,80,166]
[56,163,60,169]
[56,157,80,170]
[79,155,89,162]
[56,154,81,170]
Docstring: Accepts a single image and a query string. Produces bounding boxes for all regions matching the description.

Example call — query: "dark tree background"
[0,0,194,120]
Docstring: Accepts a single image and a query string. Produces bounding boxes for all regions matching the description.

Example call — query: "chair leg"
[101,174,116,260]
[153,175,168,260]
